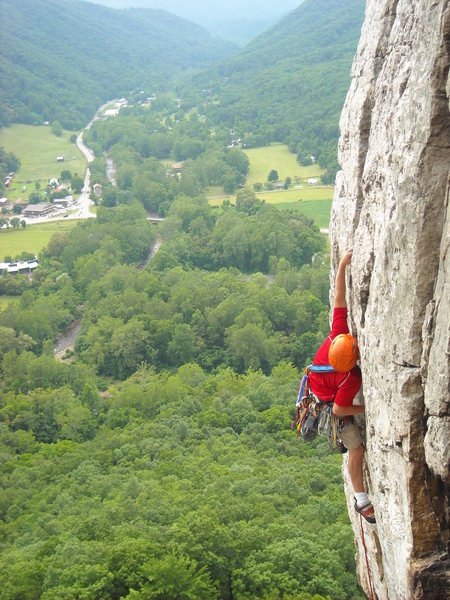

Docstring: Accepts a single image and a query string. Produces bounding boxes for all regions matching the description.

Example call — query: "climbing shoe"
[354,498,376,524]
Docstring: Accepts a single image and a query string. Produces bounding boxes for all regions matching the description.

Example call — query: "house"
[104,108,119,118]
[56,155,65,162]
[0,197,12,210]
[22,203,55,218]
[308,178,318,185]
[0,258,39,276]
[93,183,103,197]
[49,178,59,187]
[56,184,69,193]
[171,162,184,174]
[4,177,11,187]
[53,195,73,207]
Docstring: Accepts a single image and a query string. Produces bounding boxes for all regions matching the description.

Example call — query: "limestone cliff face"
[331,0,449,598]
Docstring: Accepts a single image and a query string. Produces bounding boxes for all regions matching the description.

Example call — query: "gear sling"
[293,364,343,448]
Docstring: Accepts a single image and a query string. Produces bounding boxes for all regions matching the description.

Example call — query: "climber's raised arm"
[334,248,353,308]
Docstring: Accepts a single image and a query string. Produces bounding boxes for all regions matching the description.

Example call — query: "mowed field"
[0,220,76,261]
[243,143,324,186]
[0,124,86,202]
[209,144,334,228]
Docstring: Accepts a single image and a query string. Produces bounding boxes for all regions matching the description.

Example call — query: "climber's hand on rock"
[340,248,353,267]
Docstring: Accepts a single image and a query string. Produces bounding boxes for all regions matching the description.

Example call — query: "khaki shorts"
[339,420,363,449]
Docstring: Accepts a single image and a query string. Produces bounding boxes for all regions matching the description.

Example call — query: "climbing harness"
[292,364,344,449]
[359,513,375,600]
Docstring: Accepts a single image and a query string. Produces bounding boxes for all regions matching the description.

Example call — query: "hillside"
[182,0,366,179]
[83,0,305,45]
[0,0,236,129]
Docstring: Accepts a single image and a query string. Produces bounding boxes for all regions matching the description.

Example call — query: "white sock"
[355,491,369,508]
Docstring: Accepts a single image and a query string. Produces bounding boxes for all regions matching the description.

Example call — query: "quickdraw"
[292,364,342,449]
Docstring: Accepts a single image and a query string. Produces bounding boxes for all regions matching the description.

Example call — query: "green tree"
[267,169,278,182]
[126,553,217,599]
[71,175,84,193]
[51,121,62,137]
[29,191,42,204]
[167,323,197,366]
[225,323,274,372]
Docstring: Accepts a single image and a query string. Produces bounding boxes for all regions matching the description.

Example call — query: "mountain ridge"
[0,0,237,129]
[181,0,366,179]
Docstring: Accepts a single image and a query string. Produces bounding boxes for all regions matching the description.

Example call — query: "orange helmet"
[328,334,359,372]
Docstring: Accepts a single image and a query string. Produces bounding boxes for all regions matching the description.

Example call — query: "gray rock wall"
[330,1,449,598]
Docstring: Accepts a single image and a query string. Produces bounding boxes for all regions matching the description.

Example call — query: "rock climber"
[309,248,376,523]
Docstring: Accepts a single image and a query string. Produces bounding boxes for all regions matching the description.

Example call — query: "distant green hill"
[84,0,305,45]
[183,0,365,179]
[0,0,236,129]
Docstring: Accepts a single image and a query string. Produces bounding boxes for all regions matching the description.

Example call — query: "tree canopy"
[0,0,236,128]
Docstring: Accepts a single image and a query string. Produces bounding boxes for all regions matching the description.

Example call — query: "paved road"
[22,104,112,225]
[76,132,95,163]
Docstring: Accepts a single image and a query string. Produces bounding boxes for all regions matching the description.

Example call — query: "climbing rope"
[359,514,375,600]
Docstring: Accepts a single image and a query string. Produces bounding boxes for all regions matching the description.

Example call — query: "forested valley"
[0,119,363,599]
[0,0,367,598]
[178,0,366,180]
[0,0,236,129]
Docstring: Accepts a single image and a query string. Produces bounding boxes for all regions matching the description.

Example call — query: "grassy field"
[255,187,334,203]
[244,143,324,186]
[0,296,19,311]
[209,183,334,229]
[274,200,332,229]
[0,124,86,202]
[0,220,76,261]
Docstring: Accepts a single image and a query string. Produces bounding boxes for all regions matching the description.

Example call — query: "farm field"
[0,124,86,202]
[243,143,324,186]
[274,200,332,229]
[209,186,334,229]
[255,187,334,203]
[0,220,76,261]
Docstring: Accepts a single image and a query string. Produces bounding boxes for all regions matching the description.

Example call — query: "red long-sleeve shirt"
[309,307,361,407]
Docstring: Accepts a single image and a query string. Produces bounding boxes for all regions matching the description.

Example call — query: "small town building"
[56,155,65,162]
[0,258,39,276]
[93,183,103,197]
[0,197,12,210]
[104,108,119,118]
[171,162,184,174]
[308,178,318,185]
[22,203,55,218]
[53,195,73,207]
